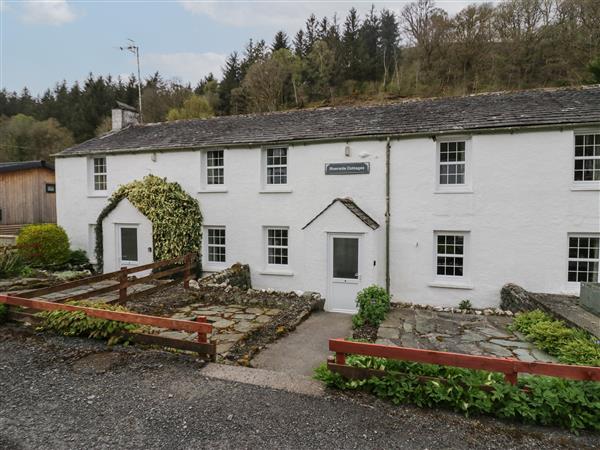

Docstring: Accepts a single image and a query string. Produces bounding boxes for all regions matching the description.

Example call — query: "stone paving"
[377,306,557,362]
[155,303,281,356]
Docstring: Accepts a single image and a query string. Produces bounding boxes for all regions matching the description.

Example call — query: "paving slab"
[252,311,353,376]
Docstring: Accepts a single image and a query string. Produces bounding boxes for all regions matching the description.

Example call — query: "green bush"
[67,249,90,267]
[458,299,472,310]
[353,285,390,328]
[16,224,70,268]
[36,301,138,345]
[0,246,24,278]
[315,354,600,432]
[510,310,600,366]
[0,304,8,324]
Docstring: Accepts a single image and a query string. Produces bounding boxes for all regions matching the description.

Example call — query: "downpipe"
[385,137,391,294]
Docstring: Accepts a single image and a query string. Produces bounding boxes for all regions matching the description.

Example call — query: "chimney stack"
[112,101,139,131]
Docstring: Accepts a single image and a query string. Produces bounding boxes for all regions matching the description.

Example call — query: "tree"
[218,52,242,115]
[343,8,362,81]
[272,31,290,51]
[166,95,214,120]
[293,30,307,57]
[0,114,74,162]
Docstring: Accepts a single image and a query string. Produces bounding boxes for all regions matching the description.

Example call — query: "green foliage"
[166,94,214,120]
[36,301,138,345]
[352,285,390,328]
[0,304,8,324]
[16,224,70,268]
[315,355,600,431]
[510,310,600,366]
[458,299,472,310]
[67,249,90,267]
[0,246,24,278]
[588,56,600,83]
[95,175,202,271]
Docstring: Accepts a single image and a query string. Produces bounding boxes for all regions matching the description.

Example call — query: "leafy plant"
[16,224,70,268]
[510,310,600,366]
[36,301,139,345]
[0,246,24,278]
[67,249,90,267]
[458,299,472,310]
[315,354,600,432]
[0,304,8,324]
[95,175,202,271]
[353,285,390,329]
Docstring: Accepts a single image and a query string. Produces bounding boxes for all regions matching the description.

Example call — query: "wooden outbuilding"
[0,161,56,236]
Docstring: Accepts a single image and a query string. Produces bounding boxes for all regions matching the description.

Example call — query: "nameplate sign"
[325,162,370,175]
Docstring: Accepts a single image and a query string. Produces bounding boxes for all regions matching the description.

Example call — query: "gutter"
[385,137,391,295]
[53,121,600,158]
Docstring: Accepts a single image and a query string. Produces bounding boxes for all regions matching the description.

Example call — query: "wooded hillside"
[1,0,599,161]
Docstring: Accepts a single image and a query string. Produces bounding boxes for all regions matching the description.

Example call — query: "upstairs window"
[439,141,466,185]
[574,133,600,182]
[206,150,224,185]
[266,148,287,185]
[568,235,599,282]
[267,227,288,265]
[93,157,107,191]
[207,227,226,263]
[436,233,465,277]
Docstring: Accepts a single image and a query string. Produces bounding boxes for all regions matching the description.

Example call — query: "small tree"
[166,94,214,121]
[16,224,70,267]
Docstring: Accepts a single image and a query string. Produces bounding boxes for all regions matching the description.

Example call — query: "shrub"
[0,304,8,324]
[353,285,390,328]
[510,310,600,366]
[0,246,24,278]
[67,249,90,267]
[314,355,600,432]
[458,299,472,310]
[16,224,70,268]
[36,301,139,345]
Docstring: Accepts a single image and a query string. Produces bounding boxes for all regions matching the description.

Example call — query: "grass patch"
[510,310,600,366]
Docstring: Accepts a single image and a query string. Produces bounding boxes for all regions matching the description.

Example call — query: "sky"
[0,0,483,96]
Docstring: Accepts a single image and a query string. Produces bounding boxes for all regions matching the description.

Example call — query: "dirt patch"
[352,322,378,342]
[72,351,128,374]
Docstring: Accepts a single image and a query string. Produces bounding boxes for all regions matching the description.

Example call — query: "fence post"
[504,370,518,385]
[118,267,128,303]
[335,352,346,365]
[196,316,207,343]
[183,253,191,289]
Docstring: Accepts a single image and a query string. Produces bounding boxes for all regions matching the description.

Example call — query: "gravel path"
[1,326,598,449]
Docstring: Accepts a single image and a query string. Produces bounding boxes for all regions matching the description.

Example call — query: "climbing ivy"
[95,175,202,271]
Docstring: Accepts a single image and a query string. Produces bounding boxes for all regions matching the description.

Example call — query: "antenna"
[118,39,143,124]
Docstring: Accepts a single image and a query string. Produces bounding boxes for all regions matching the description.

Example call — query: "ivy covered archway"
[95,175,202,271]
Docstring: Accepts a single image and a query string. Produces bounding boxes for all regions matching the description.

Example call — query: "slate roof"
[59,85,600,157]
[0,160,54,174]
[302,198,380,231]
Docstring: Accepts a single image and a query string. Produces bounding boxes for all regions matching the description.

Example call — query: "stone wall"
[200,263,252,290]
[500,284,540,313]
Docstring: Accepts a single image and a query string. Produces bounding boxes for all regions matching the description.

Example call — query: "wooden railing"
[0,294,216,360]
[18,253,197,304]
[328,339,600,385]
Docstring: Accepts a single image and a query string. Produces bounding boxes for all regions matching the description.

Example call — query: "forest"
[1,0,599,162]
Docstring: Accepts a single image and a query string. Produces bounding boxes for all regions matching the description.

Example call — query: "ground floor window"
[435,232,465,277]
[267,227,288,265]
[119,226,138,264]
[207,227,226,263]
[568,235,599,282]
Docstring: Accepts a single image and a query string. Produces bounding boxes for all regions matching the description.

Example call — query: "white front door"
[116,224,139,268]
[326,234,362,313]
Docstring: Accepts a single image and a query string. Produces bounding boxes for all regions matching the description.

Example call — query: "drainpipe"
[385,137,391,294]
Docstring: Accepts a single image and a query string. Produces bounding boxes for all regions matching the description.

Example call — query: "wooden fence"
[0,294,216,360]
[18,252,196,304]
[328,339,600,385]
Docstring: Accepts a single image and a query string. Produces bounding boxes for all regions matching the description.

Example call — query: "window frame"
[45,183,56,194]
[265,227,289,268]
[432,231,471,287]
[263,147,289,187]
[92,156,107,192]
[116,224,139,266]
[205,226,227,265]
[572,130,600,190]
[435,137,472,193]
[206,149,225,186]
[567,233,599,284]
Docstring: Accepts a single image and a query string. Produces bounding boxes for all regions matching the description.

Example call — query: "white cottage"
[55,86,600,312]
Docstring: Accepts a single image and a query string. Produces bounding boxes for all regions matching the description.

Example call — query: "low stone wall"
[199,263,252,290]
[500,284,541,313]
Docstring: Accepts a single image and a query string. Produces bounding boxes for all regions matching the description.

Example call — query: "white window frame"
[265,227,289,268]
[88,156,108,196]
[567,233,599,284]
[261,147,291,192]
[116,224,139,266]
[430,231,472,289]
[205,226,227,266]
[435,137,472,193]
[200,150,227,192]
[572,130,600,191]
[93,156,107,192]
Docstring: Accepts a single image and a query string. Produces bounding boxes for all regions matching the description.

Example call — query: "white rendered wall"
[55,127,600,307]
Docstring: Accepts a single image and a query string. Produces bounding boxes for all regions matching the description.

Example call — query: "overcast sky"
[1,0,486,95]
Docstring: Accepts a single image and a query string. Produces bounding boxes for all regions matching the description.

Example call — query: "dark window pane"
[333,238,358,279]
[120,228,138,262]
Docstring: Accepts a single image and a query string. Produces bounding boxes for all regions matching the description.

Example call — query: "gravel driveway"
[1,325,598,449]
